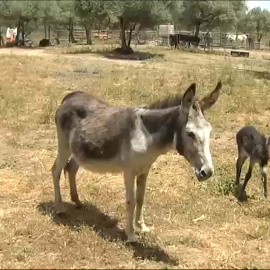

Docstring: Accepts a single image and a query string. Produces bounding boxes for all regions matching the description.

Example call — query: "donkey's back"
[55,91,141,172]
[236,125,268,159]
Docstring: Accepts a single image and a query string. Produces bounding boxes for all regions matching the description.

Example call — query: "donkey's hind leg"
[51,135,71,214]
[238,158,255,201]
[64,158,82,207]
[235,148,248,186]
[260,166,268,199]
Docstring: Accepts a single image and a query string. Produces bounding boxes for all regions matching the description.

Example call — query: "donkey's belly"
[72,151,159,175]
[73,156,124,174]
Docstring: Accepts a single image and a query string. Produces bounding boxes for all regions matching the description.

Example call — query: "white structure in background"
[6,27,17,43]
[158,24,174,36]
[226,33,248,48]
[158,24,174,45]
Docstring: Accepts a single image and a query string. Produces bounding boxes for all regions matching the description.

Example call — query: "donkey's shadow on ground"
[95,50,164,61]
[37,202,179,266]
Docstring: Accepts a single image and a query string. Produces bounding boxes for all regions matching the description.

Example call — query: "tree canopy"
[244,7,270,42]
[1,0,270,50]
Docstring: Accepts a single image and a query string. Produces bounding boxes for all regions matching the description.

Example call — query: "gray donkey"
[51,81,222,242]
[236,125,270,201]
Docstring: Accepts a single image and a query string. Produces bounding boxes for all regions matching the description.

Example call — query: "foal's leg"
[238,158,255,200]
[65,158,82,207]
[260,165,268,199]
[135,171,150,233]
[51,138,70,213]
[124,170,136,242]
[235,148,248,186]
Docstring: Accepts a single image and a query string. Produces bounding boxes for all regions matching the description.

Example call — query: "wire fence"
[1,25,270,51]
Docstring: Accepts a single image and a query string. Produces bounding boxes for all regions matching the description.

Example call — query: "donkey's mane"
[148,94,200,110]
[148,94,183,110]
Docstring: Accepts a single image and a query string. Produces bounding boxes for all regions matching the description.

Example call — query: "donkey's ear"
[181,83,196,113]
[200,81,222,111]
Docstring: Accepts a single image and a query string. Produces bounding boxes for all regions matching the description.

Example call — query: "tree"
[0,0,39,45]
[168,1,183,30]
[56,0,77,43]
[108,1,171,53]
[207,1,247,34]
[179,1,236,37]
[231,0,248,34]
[244,7,270,43]
[74,0,108,45]
[38,1,61,40]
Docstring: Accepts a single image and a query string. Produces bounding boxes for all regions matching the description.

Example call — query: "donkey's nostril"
[200,170,207,178]
[198,167,213,180]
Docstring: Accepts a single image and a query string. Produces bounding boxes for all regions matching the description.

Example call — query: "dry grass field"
[1,44,270,269]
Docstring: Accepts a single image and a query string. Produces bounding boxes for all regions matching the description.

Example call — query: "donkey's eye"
[187,132,195,139]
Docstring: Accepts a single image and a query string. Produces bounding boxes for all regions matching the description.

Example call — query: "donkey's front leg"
[260,166,268,199]
[124,170,136,242]
[135,171,150,233]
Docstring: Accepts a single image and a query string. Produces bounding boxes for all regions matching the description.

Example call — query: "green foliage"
[215,178,236,196]
[244,7,270,42]
[74,1,108,44]
[177,0,247,35]
[37,1,61,25]
[108,1,171,50]
[74,1,108,33]
[1,0,269,48]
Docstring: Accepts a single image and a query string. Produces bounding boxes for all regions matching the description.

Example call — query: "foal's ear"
[181,83,196,113]
[200,81,222,111]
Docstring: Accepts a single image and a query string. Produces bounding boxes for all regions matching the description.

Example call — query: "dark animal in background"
[169,34,200,49]
[39,39,50,47]
[235,125,270,201]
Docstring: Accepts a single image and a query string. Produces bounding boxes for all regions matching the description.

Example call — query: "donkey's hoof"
[74,201,83,209]
[135,224,151,233]
[237,194,246,202]
[55,204,66,215]
[126,234,138,243]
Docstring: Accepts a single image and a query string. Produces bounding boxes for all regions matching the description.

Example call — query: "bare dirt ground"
[1,45,270,269]
[1,45,270,64]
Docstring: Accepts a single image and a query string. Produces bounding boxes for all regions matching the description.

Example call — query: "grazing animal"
[51,81,222,242]
[235,125,270,201]
[169,34,200,49]
[39,38,50,47]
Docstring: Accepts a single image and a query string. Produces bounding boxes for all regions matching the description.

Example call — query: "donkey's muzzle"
[196,166,214,181]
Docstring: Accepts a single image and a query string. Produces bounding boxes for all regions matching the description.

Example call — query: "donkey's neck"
[140,107,180,149]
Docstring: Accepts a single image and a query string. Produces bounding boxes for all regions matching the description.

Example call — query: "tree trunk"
[44,23,47,39]
[119,17,127,49]
[70,19,75,43]
[15,19,21,46]
[68,18,71,43]
[0,27,2,47]
[257,33,263,43]
[68,18,76,43]
[194,22,201,37]
[85,26,92,45]
[48,25,51,41]
[21,20,25,46]
[127,23,136,48]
